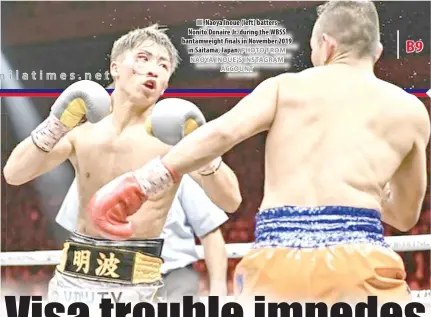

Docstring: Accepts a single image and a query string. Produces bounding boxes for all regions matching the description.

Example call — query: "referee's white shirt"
[160,175,228,274]
[55,175,228,275]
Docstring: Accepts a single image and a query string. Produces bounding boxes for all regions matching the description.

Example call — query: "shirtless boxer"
[86,1,430,304]
[3,24,241,304]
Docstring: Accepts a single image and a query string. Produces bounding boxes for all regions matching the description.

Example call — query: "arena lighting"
[1,52,74,243]
[1,53,43,140]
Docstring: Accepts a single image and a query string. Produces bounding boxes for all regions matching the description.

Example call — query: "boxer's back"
[262,65,421,211]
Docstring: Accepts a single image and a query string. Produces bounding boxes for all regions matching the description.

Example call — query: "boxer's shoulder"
[271,72,309,103]
[381,81,427,120]
[375,81,429,145]
[65,121,89,144]
[275,70,319,88]
[273,72,300,82]
[404,95,430,139]
[66,116,115,155]
[68,119,103,142]
[398,89,427,115]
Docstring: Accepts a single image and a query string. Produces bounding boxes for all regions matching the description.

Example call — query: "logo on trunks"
[73,250,91,274]
[73,249,121,278]
[95,252,121,278]
[61,242,162,284]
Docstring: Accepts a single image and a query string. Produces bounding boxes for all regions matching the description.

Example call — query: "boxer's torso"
[261,64,417,212]
[68,115,179,239]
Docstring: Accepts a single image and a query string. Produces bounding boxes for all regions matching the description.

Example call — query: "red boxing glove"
[88,157,179,240]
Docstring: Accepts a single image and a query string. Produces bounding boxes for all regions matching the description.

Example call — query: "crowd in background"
[2,117,430,295]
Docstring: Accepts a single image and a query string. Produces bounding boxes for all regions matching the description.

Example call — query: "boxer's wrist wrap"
[134,157,179,198]
[198,157,222,176]
[31,114,71,152]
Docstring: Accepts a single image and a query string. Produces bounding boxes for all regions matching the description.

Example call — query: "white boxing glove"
[145,98,206,145]
[146,98,222,176]
[31,80,111,152]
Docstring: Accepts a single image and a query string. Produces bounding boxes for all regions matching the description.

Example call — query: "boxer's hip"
[49,232,165,304]
[234,206,409,302]
[47,269,164,305]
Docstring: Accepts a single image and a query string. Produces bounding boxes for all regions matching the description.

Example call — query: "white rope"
[0,235,430,304]
[1,234,430,267]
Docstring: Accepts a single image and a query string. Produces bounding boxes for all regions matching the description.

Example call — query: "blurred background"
[1,1,430,296]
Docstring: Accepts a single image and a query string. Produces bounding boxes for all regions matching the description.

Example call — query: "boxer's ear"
[110,61,119,79]
[322,33,336,65]
[161,82,168,96]
[374,42,383,63]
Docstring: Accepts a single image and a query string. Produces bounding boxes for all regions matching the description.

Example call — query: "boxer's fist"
[87,173,143,240]
[88,158,178,240]
[52,80,111,127]
[145,98,206,145]
[31,80,111,152]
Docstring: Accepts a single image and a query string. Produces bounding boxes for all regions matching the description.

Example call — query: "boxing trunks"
[48,232,165,306]
[234,206,411,304]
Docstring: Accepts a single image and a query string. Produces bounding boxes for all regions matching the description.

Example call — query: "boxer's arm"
[382,99,430,231]
[190,162,242,213]
[4,81,110,186]
[200,228,228,296]
[3,132,74,186]
[162,76,279,176]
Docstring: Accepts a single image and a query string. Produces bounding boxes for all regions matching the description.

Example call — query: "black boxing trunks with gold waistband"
[56,232,164,285]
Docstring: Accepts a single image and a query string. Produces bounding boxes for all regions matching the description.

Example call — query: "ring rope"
[1,234,430,266]
[1,234,430,302]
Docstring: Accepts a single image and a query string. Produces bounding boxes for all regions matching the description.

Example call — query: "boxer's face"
[111,40,171,107]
